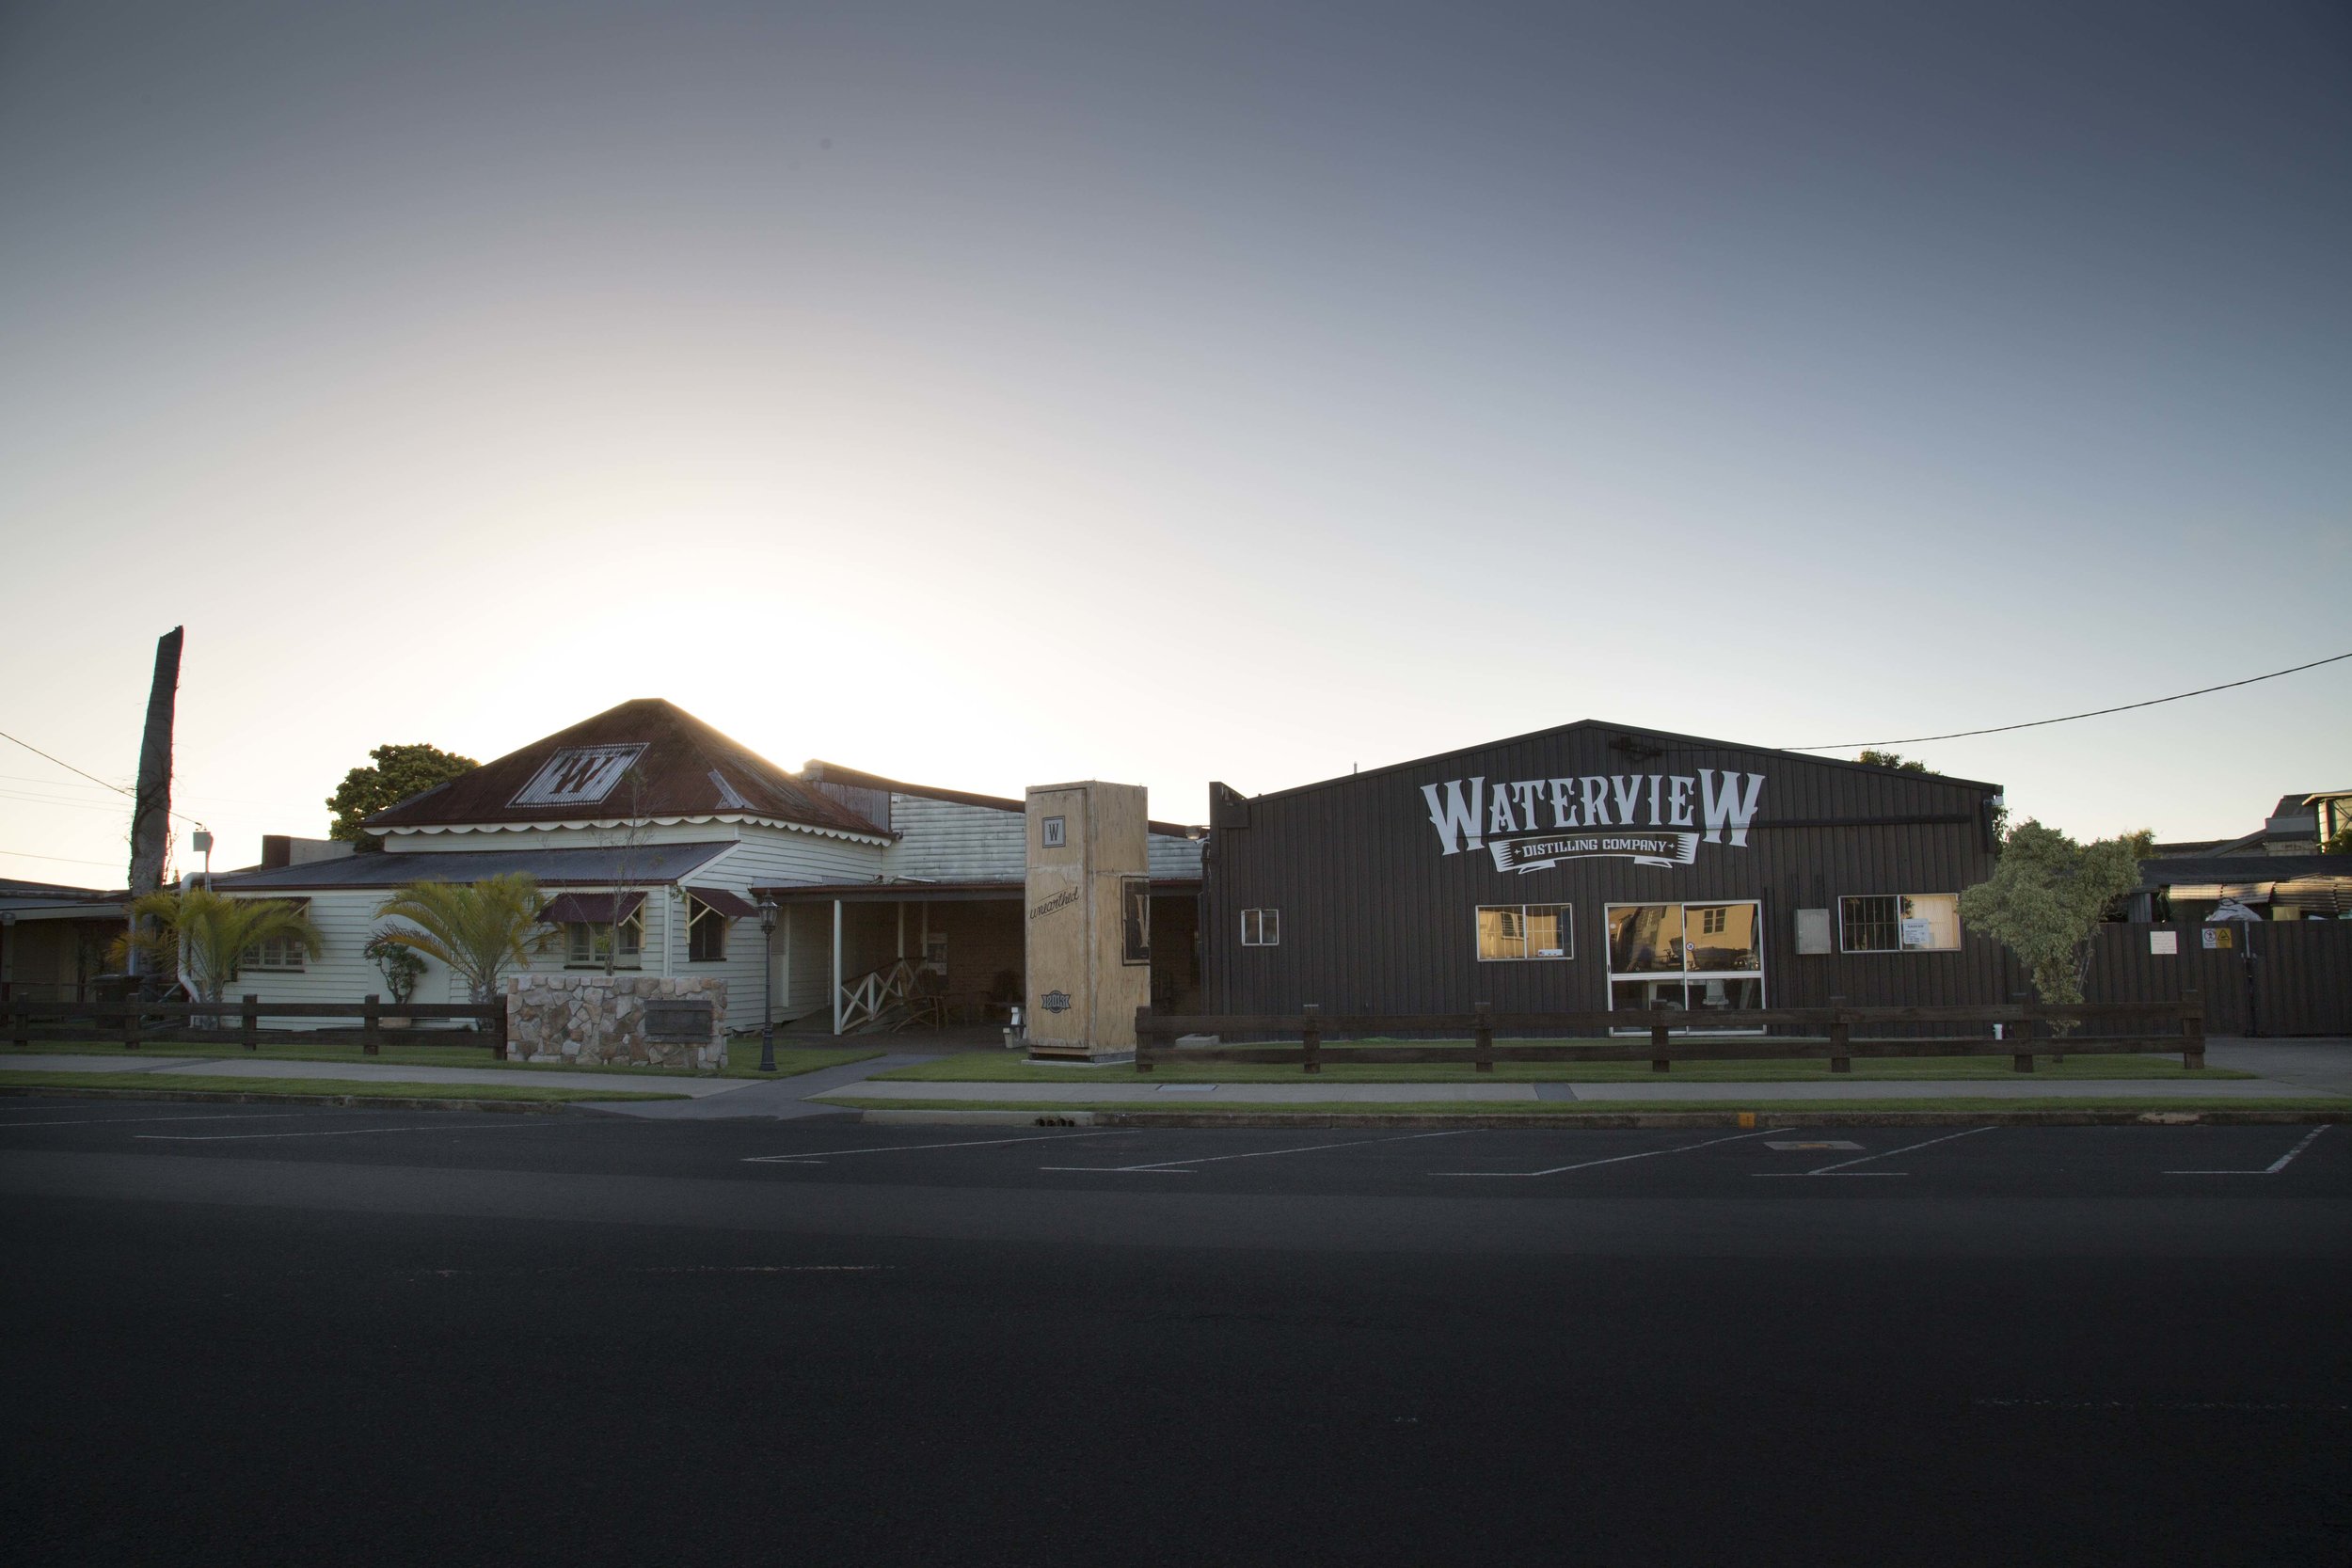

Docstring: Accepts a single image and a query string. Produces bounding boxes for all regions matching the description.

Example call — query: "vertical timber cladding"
[1201,721,2011,1019]
[1024,782,1152,1057]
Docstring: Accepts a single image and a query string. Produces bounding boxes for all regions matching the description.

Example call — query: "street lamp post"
[757,896,779,1072]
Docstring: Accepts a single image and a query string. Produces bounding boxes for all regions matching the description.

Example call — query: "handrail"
[837,958,920,1034]
[6,996,509,1058]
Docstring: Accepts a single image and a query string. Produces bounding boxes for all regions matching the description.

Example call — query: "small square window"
[1041,816,1067,848]
[1478,904,1572,960]
[1240,908,1279,946]
[1839,894,1961,953]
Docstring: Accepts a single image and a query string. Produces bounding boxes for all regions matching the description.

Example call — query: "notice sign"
[2149,930,2178,956]
[2202,927,2233,950]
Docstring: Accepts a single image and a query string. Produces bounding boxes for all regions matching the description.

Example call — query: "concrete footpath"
[4,1038,2344,1114]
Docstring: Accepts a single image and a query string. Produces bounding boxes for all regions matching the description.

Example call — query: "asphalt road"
[4,1100,2346,1567]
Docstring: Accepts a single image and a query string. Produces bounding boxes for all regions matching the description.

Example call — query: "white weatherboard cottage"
[209,700,1202,1036]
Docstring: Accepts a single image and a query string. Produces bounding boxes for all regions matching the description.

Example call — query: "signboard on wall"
[1421,771,1766,871]
[2149,930,2178,956]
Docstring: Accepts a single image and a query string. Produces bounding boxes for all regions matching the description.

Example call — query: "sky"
[1,0,2346,883]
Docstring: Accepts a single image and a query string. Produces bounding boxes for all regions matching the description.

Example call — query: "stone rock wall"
[504,974,727,1069]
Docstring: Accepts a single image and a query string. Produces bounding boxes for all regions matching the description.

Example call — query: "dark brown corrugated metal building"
[1200,721,2009,1021]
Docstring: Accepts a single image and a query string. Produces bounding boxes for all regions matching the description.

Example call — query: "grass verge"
[826,1094,2352,1117]
[0,1070,685,1102]
[873,1049,2245,1084]
[8,1038,878,1081]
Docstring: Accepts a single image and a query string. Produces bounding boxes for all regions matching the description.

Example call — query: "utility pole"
[124,627,183,996]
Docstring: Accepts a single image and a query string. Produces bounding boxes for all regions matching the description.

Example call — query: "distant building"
[0,878,125,1004]
[2138,787,2352,921]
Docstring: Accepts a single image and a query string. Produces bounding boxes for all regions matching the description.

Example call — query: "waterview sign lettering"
[1420,771,1765,873]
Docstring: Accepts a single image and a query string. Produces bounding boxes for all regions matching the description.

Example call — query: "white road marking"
[2167,1124,2329,1176]
[741,1130,1136,1164]
[135,1121,558,1142]
[1792,1125,1996,1176]
[1434,1124,1788,1178]
[0,1111,329,1130]
[1050,1129,1478,1173]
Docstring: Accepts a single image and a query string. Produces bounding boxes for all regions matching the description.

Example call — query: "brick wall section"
[505,974,727,1069]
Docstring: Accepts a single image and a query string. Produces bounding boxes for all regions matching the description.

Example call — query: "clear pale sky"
[2,0,2346,882]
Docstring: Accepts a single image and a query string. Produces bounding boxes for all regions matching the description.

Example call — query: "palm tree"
[113,886,323,1006]
[371,873,550,1006]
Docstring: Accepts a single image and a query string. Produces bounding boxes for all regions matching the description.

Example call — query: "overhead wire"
[0,725,210,829]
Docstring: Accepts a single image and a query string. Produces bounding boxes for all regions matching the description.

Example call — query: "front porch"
[757,879,1202,1036]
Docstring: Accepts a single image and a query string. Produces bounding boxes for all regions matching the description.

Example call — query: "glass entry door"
[1605,902,1765,1029]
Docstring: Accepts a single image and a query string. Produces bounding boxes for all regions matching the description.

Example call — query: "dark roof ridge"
[802,759,1203,839]
[1228,719,2003,805]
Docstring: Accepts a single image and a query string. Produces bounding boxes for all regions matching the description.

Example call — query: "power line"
[0,726,208,830]
[0,847,127,869]
[1787,651,2352,753]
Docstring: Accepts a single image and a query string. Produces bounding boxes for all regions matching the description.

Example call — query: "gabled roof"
[363,700,892,841]
[1234,718,2002,803]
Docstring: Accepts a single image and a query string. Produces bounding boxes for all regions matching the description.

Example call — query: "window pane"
[1526,906,1569,958]
[1899,894,1962,950]
[1477,907,1525,960]
[1262,910,1278,945]
[1688,975,1764,1011]
[1607,905,1682,974]
[1613,977,1686,1013]
[1841,896,1899,952]
[1241,910,1259,945]
[1685,904,1760,972]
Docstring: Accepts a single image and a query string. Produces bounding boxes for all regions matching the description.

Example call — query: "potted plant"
[364,932,427,1027]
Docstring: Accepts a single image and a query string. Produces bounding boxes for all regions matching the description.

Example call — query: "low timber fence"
[6,997,510,1058]
[1135,994,2207,1075]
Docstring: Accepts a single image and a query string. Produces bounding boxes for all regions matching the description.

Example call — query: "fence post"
[1473,1003,1493,1073]
[1302,1004,1321,1075]
[1650,1015,1670,1073]
[491,995,509,1061]
[242,994,259,1050]
[2011,991,2035,1072]
[2182,987,2204,1071]
[1135,1007,1153,1073]
[8,1001,26,1051]
[362,993,381,1055]
[123,998,140,1052]
[1827,994,1851,1074]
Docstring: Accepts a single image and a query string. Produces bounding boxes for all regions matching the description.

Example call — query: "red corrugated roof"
[364,700,891,840]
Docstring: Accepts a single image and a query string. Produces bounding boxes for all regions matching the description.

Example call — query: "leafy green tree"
[1959,820,2153,1029]
[112,886,323,1006]
[1857,750,1935,773]
[371,874,549,1006]
[326,743,479,847]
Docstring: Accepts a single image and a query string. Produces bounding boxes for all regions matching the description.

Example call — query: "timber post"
[1827,995,1851,1074]
[1302,1004,1322,1075]
[1472,1003,1493,1073]
[2182,987,2205,1070]
[1650,1016,1670,1072]
[241,994,258,1050]
[362,993,381,1054]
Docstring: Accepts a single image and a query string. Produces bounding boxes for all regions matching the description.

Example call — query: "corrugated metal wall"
[2085,922,2352,1036]
[1203,723,2008,1018]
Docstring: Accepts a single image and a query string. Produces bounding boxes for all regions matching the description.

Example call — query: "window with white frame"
[687,899,729,963]
[566,911,644,969]
[239,933,309,973]
[1477,904,1572,961]
[1838,894,1962,953]
[1240,908,1279,946]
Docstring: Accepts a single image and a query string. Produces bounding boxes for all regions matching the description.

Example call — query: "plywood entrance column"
[1024,781,1151,1061]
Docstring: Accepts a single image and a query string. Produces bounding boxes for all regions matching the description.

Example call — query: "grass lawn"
[8,1037,878,1081]
[0,1070,685,1102]
[828,1094,2352,1117]
[873,1049,2246,1084]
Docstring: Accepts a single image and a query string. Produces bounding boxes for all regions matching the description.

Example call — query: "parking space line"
[742,1131,1136,1164]
[1773,1125,1996,1177]
[2168,1125,2328,1176]
[1047,1129,1478,1174]
[1432,1124,1788,1178]
[135,1121,561,1142]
